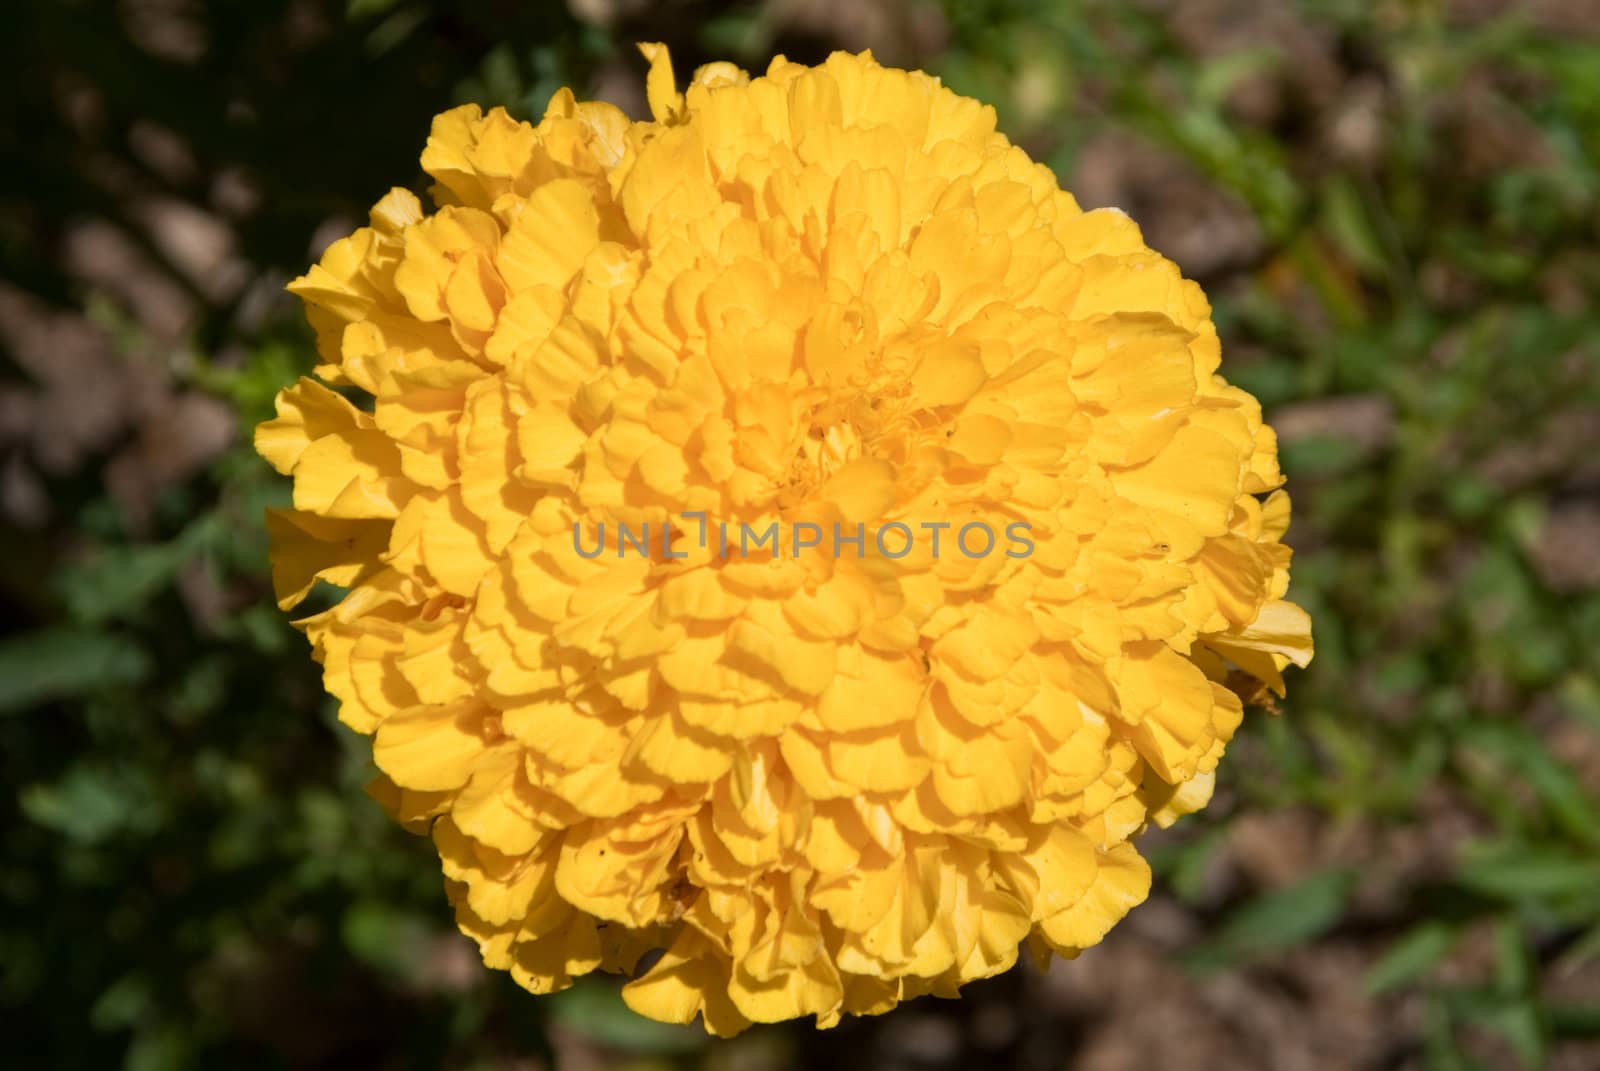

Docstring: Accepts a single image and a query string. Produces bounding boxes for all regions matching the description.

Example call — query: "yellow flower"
[258,44,1312,1033]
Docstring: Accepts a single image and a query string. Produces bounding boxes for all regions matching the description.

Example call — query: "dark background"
[3,1,1599,1068]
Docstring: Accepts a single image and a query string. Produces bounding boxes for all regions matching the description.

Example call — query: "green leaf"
[56,537,195,625]
[1321,176,1391,278]
[1455,844,1600,903]
[126,1024,189,1071]
[91,973,154,1031]
[340,901,435,980]
[20,763,161,845]
[548,976,706,1055]
[1460,724,1600,848]
[1150,826,1228,904]
[1557,923,1600,971]
[1493,916,1534,996]
[1550,1002,1600,1039]
[1280,435,1373,478]
[1365,922,1458,995]
[1186,868,1355,970]
[0,628,149,715]
[1459,996,1547,1069]
[346,0,403,18]
[1194,47,1281,109]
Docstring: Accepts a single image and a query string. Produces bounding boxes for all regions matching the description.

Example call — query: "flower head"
[259,44,1312,1032]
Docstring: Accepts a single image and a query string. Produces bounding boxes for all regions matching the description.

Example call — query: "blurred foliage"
[2,1,1599,1069]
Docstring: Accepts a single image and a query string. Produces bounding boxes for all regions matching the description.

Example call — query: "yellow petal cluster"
[259,45,1312,1032]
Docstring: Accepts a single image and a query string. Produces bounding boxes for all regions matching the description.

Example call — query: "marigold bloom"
[259,44,1312,1032]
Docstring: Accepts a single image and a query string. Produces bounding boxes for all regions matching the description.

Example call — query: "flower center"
[778,417,863,509]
